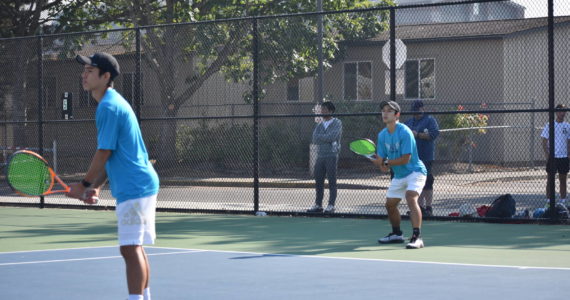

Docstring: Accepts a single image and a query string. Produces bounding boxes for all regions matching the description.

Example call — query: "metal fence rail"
[0,0,568,222]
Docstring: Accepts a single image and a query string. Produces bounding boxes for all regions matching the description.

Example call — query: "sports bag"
[486,194,516,218]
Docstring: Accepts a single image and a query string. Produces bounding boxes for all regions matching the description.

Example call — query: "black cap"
[76,52,120,80]
[380,101,401,113]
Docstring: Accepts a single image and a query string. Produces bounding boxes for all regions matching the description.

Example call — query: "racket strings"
[350,139,376,155]
[7,153,52,196]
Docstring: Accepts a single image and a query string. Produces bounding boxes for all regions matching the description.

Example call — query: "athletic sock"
[144,287,151,300]
[129,295,143,300]
[412,228,421,237]
[392,227,402,236]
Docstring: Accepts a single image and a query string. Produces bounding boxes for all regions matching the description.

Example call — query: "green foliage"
[48,0,392,108]
[176,120,310,170]
[334,101,380,141]
[259,120,311,169]
[438,104,490,160]
[176,121,253,167]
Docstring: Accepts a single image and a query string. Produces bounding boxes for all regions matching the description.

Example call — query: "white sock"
[144,287,151,300]
[129,295,143,300]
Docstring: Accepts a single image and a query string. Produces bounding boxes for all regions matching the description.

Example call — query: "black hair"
[97,69,115,87]
[321,101,336,113]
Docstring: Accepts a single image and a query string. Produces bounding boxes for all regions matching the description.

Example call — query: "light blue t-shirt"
[96,88,159,203]
[377,122,427,179]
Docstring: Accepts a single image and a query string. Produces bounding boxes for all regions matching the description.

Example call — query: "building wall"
[503,22,570,162]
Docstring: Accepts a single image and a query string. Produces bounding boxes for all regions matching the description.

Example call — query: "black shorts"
[547,157,570,174]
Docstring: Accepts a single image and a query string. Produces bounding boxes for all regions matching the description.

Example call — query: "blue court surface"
[0,246,568,300]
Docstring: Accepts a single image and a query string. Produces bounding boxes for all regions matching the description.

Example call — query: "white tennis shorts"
[115,194,157,246]
[386,172,427,199]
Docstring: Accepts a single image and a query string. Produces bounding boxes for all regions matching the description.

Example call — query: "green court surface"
[1,207,569,268]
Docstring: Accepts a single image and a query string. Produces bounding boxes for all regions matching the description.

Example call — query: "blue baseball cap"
[411,99,424,112]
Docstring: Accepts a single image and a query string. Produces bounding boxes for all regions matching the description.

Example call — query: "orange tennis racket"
[6,150,98,203]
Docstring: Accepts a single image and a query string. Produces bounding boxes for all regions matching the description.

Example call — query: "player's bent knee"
[385,198,400,209]
[405,191,420,202]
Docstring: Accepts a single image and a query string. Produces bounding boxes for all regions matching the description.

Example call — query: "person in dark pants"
[404,100,439,216]
[541,103,570,207]
[307,101,343,213]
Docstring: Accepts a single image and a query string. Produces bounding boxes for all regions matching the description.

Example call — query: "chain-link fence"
[0,0,569,222]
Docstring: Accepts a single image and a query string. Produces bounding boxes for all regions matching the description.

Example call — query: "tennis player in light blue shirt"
[96,88,159,203]
[372,101,427,249]
[67,52,158,300]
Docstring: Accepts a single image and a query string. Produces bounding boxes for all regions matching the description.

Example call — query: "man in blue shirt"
[67,52,159,300]
[404,100,439,216]
[372,101,427,249]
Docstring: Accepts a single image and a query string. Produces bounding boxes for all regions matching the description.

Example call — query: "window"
[344,62,372,100]
[287,77,314,101]
[43,76,57,108]
[287,79,299,101]
[404,59,435,99]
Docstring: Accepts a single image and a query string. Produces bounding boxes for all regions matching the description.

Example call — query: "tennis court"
[1,207,569,299]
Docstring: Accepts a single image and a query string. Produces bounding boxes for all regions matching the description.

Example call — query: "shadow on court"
[154,212,570,268]
[1,207,570,267]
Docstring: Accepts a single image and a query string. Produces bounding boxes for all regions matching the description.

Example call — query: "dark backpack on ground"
[486,194,516,218]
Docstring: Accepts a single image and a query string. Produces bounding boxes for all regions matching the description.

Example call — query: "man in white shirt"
[541,104,570,206]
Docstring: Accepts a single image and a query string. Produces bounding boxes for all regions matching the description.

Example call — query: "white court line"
[148,246,570,271]
[2,246,569,271]
[0,250,205,267]
[0,246,116,255]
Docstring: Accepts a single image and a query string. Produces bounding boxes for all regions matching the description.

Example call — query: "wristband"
[81,179,92,188]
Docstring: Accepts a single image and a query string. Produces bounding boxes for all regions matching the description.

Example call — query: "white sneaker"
[378,232,405,244]
[406,236,424,249]
[306,205,323,213]
[324,204,335,213]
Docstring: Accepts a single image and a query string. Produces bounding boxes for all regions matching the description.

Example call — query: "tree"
[3,0,393,166]
[0,0,122,148]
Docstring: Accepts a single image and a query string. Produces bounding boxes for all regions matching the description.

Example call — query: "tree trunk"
[156,94,180,170]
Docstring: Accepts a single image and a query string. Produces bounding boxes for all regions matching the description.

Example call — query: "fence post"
[530,99,536,169]
[37,35,45,209]
[547,0,556,219]
[467,132,474,173]
[135,27,142,122]
[316,0,324,103]
[53,140,57,173]
[389,7,396,102]
[252,18,260,214]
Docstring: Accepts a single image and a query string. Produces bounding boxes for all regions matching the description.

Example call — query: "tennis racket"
[349,139,377,160]
[6,150,98,203]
